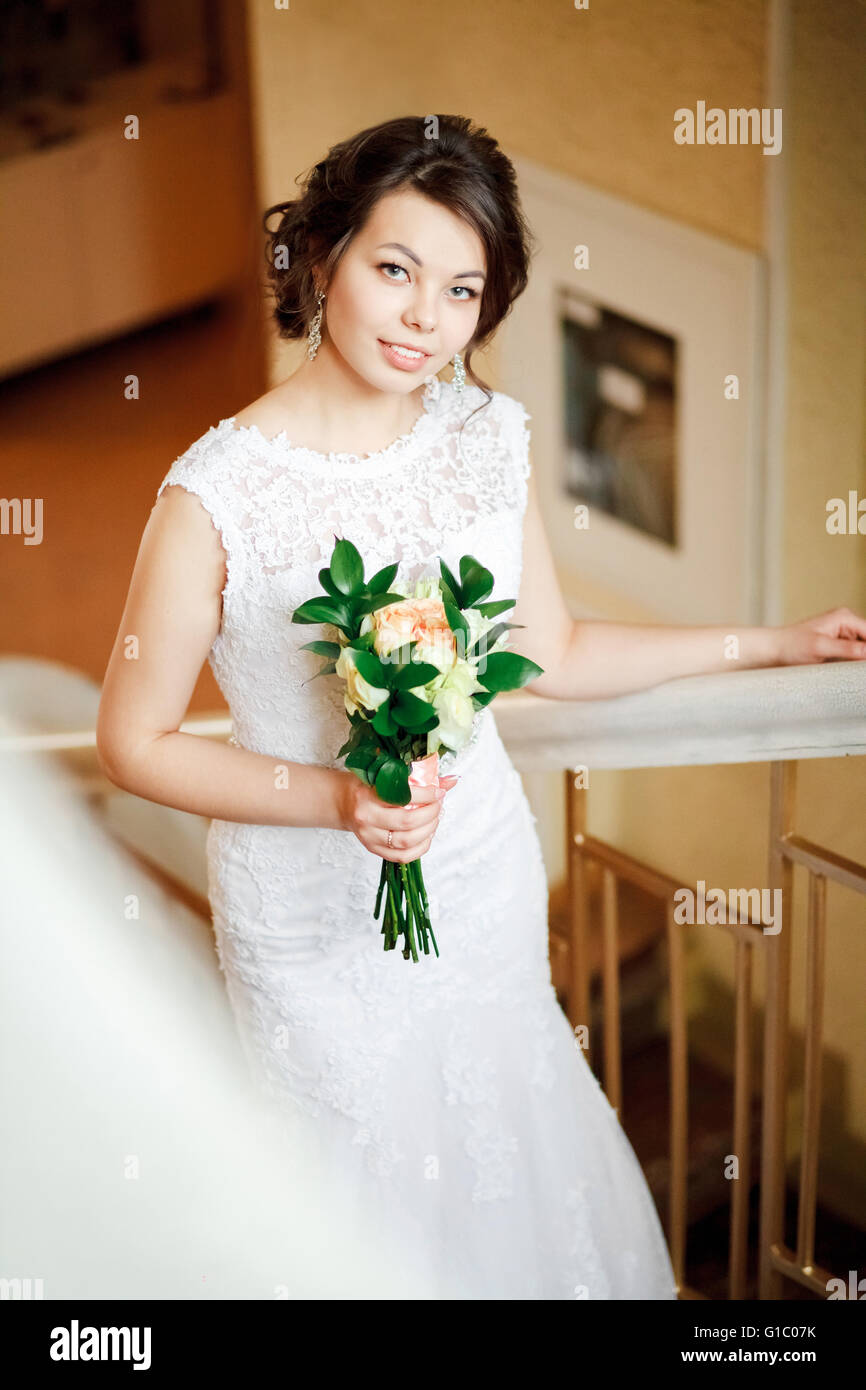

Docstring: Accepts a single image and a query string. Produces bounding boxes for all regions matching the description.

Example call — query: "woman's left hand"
[775,606,866,667]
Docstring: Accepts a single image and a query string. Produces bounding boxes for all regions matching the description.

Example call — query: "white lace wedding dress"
[156,376,678,1300]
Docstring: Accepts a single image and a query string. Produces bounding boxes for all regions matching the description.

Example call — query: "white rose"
[335,646,389,715]
[429,687,476,754]
[412,576,442,600]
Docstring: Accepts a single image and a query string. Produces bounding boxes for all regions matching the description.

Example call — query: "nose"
[404,285,438,336]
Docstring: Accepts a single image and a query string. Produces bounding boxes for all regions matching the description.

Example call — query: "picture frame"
[499,154,766,623]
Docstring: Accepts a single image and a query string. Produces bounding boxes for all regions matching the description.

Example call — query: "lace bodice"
[150,378,678,1298]
[155,377,532,771]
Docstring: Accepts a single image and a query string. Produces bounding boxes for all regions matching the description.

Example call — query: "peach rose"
[364,597,457,673]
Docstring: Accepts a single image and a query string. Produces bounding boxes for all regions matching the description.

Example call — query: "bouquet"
[291,537,543,962]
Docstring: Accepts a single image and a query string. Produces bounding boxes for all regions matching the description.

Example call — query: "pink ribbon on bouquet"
[406,751,458,810]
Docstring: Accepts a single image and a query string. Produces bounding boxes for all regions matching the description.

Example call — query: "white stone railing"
[494,661,866,770]
[2,660,863,766]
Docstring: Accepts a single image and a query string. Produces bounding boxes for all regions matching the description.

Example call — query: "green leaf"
[468,622,509,658]
[353,648,392,690]
[339,718,380,761]
[391,660,440,689]
[368,747,392,780]
[471,690,496,708]
[459,555,494,606]
[398,714,438,736]
[475,651,545,692]
[473,599,516,618]
[438,579,460,610]
[299,640,342,658]
[371,702,399,737]
[374,757,410,806]
[475,597,514,619]
[336,722,365,759]
[291,597,353,632]
[310,659,337,679]
[386,641,416,666]
[318,568,342,599]
[355,590,406,616]
[392,689,438,731]
[330,538,364,595]
[345,747,377,772]
[384,642,440,689]
[368,562,399,594]
[439,558,463,607]
[443,600,469,642]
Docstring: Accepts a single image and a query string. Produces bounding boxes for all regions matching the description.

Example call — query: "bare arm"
[97,484,454,861]
[96,485,349,827]
[510,455,866,701]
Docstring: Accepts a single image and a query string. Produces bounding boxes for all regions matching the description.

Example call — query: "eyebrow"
[375,242,486,281]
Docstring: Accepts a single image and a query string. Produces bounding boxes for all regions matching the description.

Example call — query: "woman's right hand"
[338,771,459,863]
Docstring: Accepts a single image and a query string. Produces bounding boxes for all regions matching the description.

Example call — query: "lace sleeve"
[155,440,250,607]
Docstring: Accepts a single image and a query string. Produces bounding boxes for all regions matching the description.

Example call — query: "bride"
[96,114,866,1300]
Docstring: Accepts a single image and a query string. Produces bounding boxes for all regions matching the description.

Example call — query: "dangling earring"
[307,288,325,361]
[451,351,466,394]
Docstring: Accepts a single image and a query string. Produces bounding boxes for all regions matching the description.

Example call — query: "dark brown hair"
[261,114,536,422]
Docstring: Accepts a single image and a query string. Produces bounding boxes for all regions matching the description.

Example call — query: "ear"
[308,241,328,295]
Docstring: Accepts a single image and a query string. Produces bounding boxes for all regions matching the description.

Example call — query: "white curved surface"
[0,656,211,898]
[0,706,437,1300]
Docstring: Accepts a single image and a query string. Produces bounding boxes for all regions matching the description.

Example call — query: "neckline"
[218,377,452,472]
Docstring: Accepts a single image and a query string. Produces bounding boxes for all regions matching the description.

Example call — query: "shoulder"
[435,379,530,434]
[230,385,299,439]
[447,382,531,478]
[154,418,261,517]
[152,421,254,584]
[491,389,532,447]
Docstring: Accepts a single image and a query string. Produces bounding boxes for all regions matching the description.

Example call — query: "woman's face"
[318,188,486,392]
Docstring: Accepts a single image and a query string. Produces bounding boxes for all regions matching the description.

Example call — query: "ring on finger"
[387,829,394,849]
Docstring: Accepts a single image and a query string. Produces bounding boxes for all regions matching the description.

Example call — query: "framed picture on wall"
[498,154,765,624]
[560,288,678,548]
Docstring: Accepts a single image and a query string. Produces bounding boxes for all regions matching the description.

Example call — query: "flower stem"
[411,860,439,957]
[374,858,387,920]
[382,870,398,949]
[403,861,429,955]
[391,863,408,950]
[399,864,419,963]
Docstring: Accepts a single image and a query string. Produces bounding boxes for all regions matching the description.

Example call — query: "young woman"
[97,114,866,1300]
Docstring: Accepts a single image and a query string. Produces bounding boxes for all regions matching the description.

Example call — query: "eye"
[378,261,410,282]
[376,262,479,301]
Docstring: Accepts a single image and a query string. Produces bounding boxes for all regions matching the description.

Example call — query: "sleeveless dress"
[155,376,678,1300]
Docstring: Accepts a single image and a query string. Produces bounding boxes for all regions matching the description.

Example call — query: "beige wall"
[247,0,767,249]
[784,0,866,620]
[244,0,866,1218]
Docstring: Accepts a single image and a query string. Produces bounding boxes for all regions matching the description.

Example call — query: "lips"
[378,339,435,373]
[379,340,432,357]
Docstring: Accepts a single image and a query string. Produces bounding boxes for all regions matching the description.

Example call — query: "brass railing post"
[797,870,827,1272]
[665,896,689,1292]
[759,759,796,1298]
[729,937,754,1299]
[565,768,591,1065]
